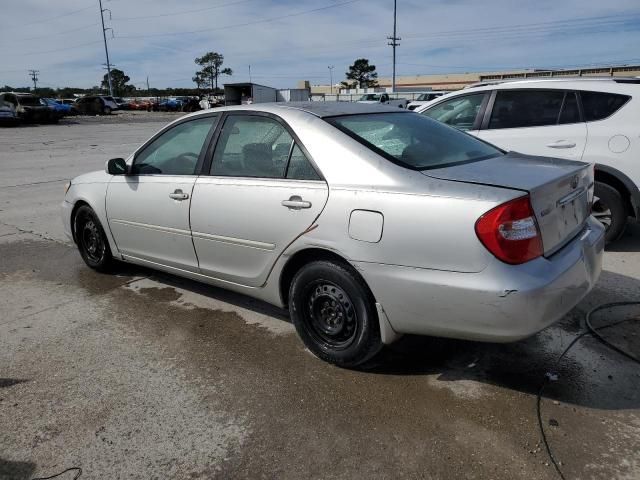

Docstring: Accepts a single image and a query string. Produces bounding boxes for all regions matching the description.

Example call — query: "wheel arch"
[594,164,640,219]
[70,200,91,244]
[279,247,371,306]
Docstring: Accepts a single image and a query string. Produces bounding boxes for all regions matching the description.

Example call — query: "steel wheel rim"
[81,217,104,263]
[303,281,358,350]
[592,196,612,230]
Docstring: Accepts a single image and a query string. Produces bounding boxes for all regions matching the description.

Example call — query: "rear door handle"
[546,140,576,149]
[282,195,311,210]
[169,189,189,201]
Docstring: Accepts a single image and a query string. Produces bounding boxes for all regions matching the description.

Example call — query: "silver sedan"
[61,102,604,367]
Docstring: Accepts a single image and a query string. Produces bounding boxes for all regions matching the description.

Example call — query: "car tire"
[103,106,112,115]
[289,260,382,367]
[593,181,627,244]
[74,205,115,272]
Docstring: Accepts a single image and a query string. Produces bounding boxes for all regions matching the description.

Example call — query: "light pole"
[328,65,334,94]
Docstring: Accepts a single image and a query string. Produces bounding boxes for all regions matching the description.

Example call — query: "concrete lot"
[1,113,639,480]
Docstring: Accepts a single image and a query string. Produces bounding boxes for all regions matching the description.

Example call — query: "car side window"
[580,91,630,121]
[131,116,217,175]
[558,92,580,124]
[488,90,565,129]
[286,144,321,181]
[422,93,485,131]
[211,115,293,178]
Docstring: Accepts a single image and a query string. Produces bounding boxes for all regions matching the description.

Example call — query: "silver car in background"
[61,103,604,367]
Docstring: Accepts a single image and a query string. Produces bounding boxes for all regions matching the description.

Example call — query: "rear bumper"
[356,217,605,342]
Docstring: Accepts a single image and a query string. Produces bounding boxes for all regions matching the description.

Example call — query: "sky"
[1,0,640,90]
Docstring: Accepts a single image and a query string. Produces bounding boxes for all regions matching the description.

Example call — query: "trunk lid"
[423,151,593,256]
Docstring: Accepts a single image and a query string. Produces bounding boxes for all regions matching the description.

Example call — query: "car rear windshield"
[326,112,502,170]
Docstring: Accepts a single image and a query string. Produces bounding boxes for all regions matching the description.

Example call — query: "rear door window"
[211,115,292,178]
[488,90,565,129]
[580,91,630,121]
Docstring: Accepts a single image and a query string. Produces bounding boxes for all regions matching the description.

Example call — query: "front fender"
[64,180,121,259]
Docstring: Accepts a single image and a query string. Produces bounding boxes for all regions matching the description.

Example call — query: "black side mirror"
[107,157,128,175]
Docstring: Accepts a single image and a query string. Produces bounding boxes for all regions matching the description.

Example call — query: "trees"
[194,52,232,93]
[192,71,207,92]
[345,58,378,88]
[101,69,135,96]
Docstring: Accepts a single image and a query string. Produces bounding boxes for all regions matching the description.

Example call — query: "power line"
[16,40,104,57]
[20,23,100,42]
[13,4,95,29]
[115,0,361,38]
[112,0,255,21]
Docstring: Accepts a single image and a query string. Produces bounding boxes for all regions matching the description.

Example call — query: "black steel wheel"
[593,181,627,244]
[305,281,359,349]
[74,205,114,272]
[289,260,382,367]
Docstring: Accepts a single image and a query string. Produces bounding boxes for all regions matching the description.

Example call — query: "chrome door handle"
[546,140,576,149]
[169,189,189,201]
[282,195,311,209]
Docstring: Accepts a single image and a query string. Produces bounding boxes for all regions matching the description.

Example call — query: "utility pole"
[28,69,39,92]
[146,76,150,97]
[387,0,400,93]
[248,65,252,83]
[328,65,334,94]
[98,0,114,97]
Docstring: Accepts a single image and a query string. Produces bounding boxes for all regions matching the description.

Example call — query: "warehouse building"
[308,64,640,95]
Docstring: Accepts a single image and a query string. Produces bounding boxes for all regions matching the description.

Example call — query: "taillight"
[475,195,543,265]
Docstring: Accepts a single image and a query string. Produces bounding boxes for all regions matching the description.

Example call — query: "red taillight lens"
[475,195,543,265]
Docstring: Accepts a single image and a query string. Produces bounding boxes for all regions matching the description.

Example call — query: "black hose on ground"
[537,301,640,480]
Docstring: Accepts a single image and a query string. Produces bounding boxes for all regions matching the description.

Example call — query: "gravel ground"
[1,115,639,480]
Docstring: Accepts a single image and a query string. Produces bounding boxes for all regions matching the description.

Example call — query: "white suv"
[417,77,639,243]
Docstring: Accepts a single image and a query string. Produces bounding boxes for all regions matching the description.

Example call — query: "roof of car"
[220,101,410,118]
[466,76,640,89]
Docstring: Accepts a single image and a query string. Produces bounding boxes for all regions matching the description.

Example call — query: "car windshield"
[326,112,502,170]
[18,95,42,106]
[359,94,380,101]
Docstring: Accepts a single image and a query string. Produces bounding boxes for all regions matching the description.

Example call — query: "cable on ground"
[537,301,640,480]
[32,466,82,480]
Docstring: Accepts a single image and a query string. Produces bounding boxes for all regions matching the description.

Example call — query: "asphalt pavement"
[1,113,639,480]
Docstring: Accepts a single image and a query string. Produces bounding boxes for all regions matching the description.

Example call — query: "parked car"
[406,91,447,110]
[41,98,73,117]
[357,93,408,108]
[157,97,184,111]
[181,97,202,112]
[0,92,58,123]
[74,95,119,115]
[62,102,603,367]
[0,97,20,125]
[114,97,129,110]
[128,99,153,111]
[417,77,640,243]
